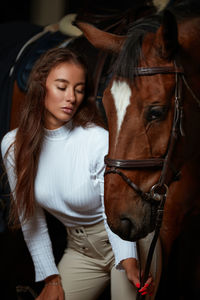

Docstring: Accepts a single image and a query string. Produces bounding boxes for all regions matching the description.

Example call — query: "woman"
[1,47,156,300]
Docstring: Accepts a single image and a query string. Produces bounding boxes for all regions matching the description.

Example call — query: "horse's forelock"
[113,15,161,81]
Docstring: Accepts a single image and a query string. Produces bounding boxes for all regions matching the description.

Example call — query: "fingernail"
[136,283,140,288]
[139,287,146,292]
[142,292,148,295]
[144,283,149,287]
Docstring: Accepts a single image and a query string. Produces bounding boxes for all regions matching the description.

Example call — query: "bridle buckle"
[150,183,168,202]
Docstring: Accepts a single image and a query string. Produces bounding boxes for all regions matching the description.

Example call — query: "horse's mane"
[113,0,200,81]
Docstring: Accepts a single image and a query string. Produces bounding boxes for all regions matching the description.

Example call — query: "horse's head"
[77,7,200,241]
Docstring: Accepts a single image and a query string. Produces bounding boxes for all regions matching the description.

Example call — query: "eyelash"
[76,89,85,94]
[57,87,85,94]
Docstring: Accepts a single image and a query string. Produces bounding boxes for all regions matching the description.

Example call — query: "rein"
[104,62,191,298]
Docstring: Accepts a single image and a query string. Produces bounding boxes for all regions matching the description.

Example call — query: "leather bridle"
[104,64,185,202]
[103,62,200,294]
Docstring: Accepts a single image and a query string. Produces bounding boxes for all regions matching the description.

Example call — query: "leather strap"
[133,66,184,76]
[105,156,164,169]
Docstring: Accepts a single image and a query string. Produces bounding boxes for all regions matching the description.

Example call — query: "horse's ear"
[155,10,179,60]
[75,21,126,53]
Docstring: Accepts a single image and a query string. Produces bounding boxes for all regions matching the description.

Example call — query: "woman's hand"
[36,275,65,300]
[121,258,154,296]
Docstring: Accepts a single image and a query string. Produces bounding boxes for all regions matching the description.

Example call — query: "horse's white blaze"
[111,80,131,142]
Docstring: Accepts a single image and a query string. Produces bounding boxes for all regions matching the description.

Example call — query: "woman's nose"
[66,88,76,102]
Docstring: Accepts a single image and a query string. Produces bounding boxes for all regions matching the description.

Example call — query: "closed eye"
[75,88,85,94]
[57,87,66,91]
[145,105,169,122]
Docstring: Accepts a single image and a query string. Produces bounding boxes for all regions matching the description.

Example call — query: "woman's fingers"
[138,273,155,296]
[122,258,155,296]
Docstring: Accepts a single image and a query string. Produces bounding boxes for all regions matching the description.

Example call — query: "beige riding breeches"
[58,221,162,300]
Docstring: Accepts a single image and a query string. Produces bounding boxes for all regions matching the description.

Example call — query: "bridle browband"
[104,62,200,296]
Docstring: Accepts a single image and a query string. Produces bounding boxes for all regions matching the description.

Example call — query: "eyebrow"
[55,79,85,85]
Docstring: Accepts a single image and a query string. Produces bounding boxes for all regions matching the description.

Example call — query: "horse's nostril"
[120,217,133,237]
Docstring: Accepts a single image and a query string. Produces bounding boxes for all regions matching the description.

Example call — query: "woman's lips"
[61,107,73,114]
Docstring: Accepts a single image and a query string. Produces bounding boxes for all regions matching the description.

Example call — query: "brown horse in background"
[76,1,200,299]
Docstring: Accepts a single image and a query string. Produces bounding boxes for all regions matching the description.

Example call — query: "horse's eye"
[146,106,168,122]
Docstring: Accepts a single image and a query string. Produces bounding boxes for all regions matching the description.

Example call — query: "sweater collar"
[44,121,73,140]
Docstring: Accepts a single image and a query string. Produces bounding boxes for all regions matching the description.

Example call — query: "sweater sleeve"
[91,127,137,269]
[20,206,59,281]
[1,131,59,282]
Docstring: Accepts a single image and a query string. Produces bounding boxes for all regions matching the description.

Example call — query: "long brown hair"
[10,47,105,226]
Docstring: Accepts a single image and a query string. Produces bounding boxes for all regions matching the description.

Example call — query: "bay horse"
[75,1,200,299]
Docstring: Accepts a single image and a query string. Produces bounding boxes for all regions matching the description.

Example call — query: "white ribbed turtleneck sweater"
[1,122,137,282]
